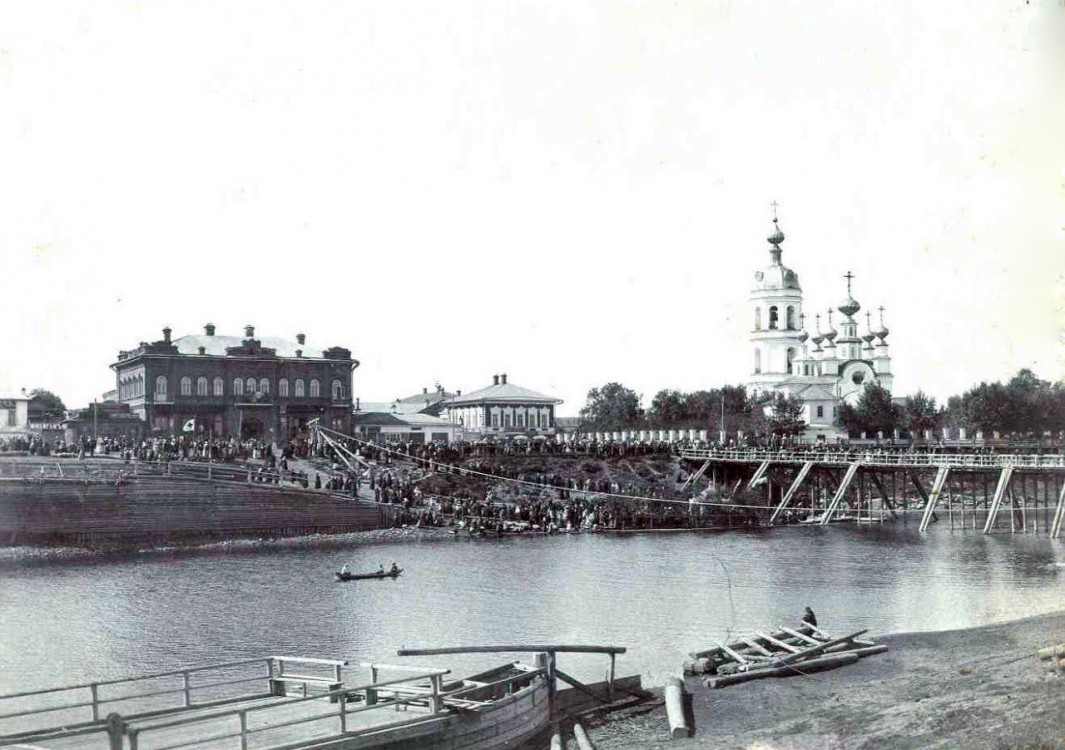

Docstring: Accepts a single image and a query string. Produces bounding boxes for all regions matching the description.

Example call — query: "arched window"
[754,349,762,374]
[196,377,208,396]
[278,378,289,397]
[294,379,305,398]
[259,378,269,395]
[786,306,795,330]
[768,306,779,330]
[246,377,256,395]
[331,379,343,400]
[755,308,762,331]
[156,376,168,398]
[233,378,243,396]
[137,375,143,397]
[180,377,192,396]
[213,377,224,396]
[787,347,797,371]
[309,379,320,398]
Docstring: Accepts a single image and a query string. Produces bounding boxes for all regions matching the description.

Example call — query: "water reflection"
[2,526,1064,692]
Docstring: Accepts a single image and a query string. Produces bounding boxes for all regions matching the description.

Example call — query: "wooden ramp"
[678,457,713,494]
[918,466,950,533]
[769,461,814,525]
[819,462,861,525]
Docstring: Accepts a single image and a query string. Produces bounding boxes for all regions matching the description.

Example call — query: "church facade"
[748,215,893,441]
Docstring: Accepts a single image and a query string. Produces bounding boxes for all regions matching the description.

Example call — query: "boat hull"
[285,675,550,750]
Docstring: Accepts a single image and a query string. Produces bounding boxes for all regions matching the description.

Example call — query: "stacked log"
[685,624,887,689]
[1038,643,1065,671]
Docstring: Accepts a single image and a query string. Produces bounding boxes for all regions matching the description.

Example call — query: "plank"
[754,632,803,654]
[741,637,774,657]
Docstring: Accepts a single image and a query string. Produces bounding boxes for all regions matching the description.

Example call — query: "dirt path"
[590,611,1065,749]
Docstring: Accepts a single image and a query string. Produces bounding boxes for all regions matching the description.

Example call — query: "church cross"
[844,270,854,295]
[770,200,780,221]
[878,305,885,326]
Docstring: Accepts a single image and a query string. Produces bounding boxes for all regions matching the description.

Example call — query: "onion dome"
[823,310,838,342]
[838,295,860,318]
[753,217,801,292]
[797,329,809,344]
[767,219,785,246]
[876,307,890,341]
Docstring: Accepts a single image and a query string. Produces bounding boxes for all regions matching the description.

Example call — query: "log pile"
[683,622,888,689]
[1038,642,1065,672]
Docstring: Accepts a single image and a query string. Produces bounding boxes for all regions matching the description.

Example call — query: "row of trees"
[580,368,1064,439]
[579,383,806,438]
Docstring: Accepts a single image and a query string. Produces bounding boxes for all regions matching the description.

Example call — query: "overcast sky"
[1,0,1062,414]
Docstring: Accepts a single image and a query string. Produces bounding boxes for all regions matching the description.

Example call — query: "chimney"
[295,349,303,358]
[198,346,206,355]
[501,373,507,385]
[244,324,255,339]
[423,387,428,395]
[456,390,461,396]
[204,323,215,336]
[162,326,171,343]
[296,333,306,346]
[355,397,360,412]
[493,374,499,386]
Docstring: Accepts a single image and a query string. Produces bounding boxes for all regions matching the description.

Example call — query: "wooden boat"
[335,568,402,581]
[0,647,641,750]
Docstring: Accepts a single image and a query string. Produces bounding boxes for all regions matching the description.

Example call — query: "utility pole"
[93,399,98,452]
[719,393,726,445]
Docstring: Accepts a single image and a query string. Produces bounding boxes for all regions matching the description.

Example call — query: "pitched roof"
[172,334,325,359]
[351,410,453,428]
[447,382,562,406]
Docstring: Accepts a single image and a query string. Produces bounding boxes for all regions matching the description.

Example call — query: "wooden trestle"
[678,449,1065,537]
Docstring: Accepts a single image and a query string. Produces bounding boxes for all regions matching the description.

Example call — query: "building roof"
[172,334,325,358]
[0,393,29,402]
[447,382,562,406]
[352,409,454,428]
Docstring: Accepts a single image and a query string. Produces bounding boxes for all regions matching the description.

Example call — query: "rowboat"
[335,568,402,581]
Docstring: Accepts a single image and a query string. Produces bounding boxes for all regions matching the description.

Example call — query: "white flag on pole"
[182,418,196,433]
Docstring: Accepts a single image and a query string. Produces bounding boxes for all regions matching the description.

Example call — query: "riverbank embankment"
[591,610,1065,749]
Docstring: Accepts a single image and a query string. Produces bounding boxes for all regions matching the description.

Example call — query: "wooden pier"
[680,449,1065,537]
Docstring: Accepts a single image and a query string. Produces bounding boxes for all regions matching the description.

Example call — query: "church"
[748,213,894,441]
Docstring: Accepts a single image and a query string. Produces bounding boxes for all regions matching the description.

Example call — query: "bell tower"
[749,205,804,394]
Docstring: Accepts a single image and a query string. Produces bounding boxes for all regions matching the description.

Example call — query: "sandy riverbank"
[590,610,1065,750]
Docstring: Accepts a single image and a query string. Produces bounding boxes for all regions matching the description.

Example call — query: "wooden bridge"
[679,449,1065,537]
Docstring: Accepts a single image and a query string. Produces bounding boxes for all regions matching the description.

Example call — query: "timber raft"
[0,646,642,750]
[0,458,395,547]
[680,448,1065,537]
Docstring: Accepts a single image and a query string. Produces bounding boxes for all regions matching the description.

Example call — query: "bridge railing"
[679,449,1065,469]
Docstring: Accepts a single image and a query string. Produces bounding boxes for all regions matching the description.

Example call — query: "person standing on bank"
[802,606,818,627]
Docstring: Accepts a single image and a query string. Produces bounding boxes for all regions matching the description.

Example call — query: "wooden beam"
[754,632,803,654]
[554,669,612,705]
[397,645,626,656]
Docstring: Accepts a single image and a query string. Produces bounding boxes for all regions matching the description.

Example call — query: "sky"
[0,0,1062,415]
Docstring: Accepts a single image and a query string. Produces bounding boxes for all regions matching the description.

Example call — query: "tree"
[647,389,686,427]
[903,391,942,437]
[28,389,66,418]
[766,393,806,439]
[579,383,644,429]
[836,384,902,437]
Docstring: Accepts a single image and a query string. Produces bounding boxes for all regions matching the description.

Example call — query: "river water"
[2,525,1064,694]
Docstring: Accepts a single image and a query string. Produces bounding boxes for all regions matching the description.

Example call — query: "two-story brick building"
[111,324,357,441]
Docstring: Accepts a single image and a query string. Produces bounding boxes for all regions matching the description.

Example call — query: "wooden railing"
[679,449,1065,469]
